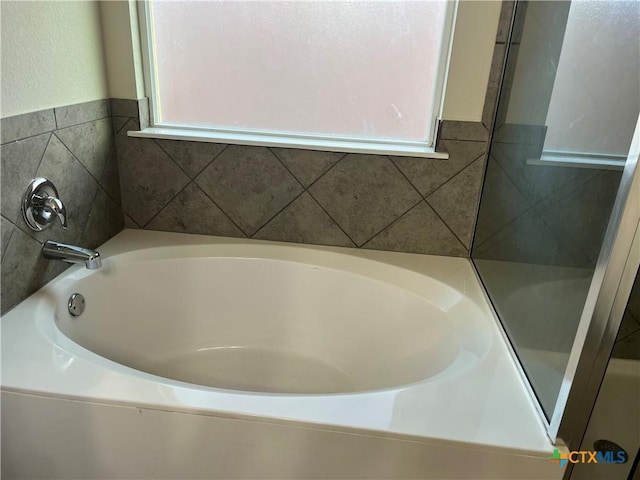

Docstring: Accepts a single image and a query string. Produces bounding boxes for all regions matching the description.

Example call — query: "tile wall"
[614,272,640,360]
[111,2,514,258]
[1,100,124,314]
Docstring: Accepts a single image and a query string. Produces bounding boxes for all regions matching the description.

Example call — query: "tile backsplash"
[1,99,124,314]
[114,106,488,258]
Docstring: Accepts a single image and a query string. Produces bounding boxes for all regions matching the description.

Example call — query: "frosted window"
[148,0,448,143]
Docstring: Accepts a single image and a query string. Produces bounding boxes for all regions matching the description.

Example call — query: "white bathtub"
[1,230,561,479]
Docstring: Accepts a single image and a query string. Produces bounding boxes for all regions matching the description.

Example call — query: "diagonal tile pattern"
[309,154,421,246]
[364,201,467,256]
[155,139,227,178]
[110,98,493,258]
[195,145,303,235]
[116,119,190,227]
[146,182,245,238]
[30,134,100,244]
[254,192,355,247]
[270,148,344,187]
[427,157,486,248]
[391,140,486,196]
[1,215,15,259]
[0,132,51,223]
[1,100,125,314]
[55,118,113,178]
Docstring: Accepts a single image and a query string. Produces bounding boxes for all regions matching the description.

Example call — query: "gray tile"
[0,132,51,223]
[146,182,244,238]
[627,272,640,321]
[155,139,226,178]
[493,123,546,145]
[254,192,355,247]
[535,170,623,268]
[109,98,139,118]
[496,1,515,43]
[80,188,124,250]
[270,148,343,187]
[100,145,122,205]
[391,140,486,196]
[364,201,467,257]
[138,98,150,129]
[482,43,507,128]
[195,145,303,235]
[54,99,109,129]
[124,213,140,229]
[612,329,640,360]
[473,208,577,267]
[472,156,529,245]
[1,109,56,144]
[32,134,100,244]
[617,310,640,342]
[427,157,485,248]
[1,216,15,259]
[115,119,190,226]
[112,117,130,134]
[438,121,488,142]
[1,226,67,315]
[55,118,113,178]
[309,154,421,246]
[492,140,596,205]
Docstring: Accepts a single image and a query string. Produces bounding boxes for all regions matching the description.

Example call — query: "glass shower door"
[471,0,640,446]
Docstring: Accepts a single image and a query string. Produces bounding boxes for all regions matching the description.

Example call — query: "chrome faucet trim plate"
[22,178,67,231]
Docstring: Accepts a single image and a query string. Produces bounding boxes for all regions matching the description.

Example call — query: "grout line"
[152,138,194,180]
[424,197,469,252]
[1,129,53,148]
[387,155,428,199]
[124,212,142,229]
[1,215,16,262]
[250,189,306,238]
[193,183,249,238]
[305,192,358,248]
[304,153,348,190]
[51,112,111,133]
[359,197,423,248]
[423,150,487,200]
[613,316,640,343]
[268,147,307,190]
[141,180,192,229]
[52,132,104,191]
[33,132,54,176]
[195,144,229,177]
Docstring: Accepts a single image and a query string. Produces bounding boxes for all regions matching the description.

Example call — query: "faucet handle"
[44,196,67,229]
[22,178,67,231]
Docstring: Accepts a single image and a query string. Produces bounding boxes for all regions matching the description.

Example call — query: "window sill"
[128,127,449,160]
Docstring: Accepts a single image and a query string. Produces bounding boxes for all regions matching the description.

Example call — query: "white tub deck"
[1,229,561,479]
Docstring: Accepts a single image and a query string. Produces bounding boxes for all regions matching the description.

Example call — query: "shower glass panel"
[472,0,640,418]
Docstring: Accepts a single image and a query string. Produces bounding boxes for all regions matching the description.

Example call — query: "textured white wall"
[100,0,502,122]
[442,0,502,121]
[0,1,108,118]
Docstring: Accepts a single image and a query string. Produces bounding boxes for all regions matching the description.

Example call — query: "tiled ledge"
[1,98,124,314]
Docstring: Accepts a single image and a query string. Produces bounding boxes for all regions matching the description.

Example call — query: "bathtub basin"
[56,254,487,395]
[1,230,560,479]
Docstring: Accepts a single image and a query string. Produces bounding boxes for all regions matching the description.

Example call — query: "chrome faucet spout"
[42,240,102,270]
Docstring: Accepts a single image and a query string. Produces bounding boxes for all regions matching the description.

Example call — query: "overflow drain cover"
[68,293,85,317]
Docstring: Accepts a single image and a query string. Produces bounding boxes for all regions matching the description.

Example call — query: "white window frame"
[131,0,457,159]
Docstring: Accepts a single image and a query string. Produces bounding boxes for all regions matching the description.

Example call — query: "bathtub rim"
[0,229,555,458]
